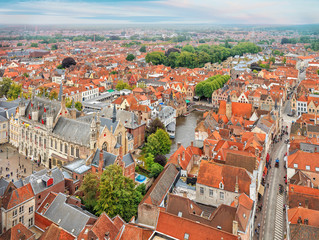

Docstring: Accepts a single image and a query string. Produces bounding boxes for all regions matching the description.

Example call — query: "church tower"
[90,113,97,151]
[226,95,232,119]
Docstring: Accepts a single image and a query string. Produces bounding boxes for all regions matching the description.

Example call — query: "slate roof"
[91,148,117,168]
[53,117,91,146]
[140,164,179,206]
[63,159,91,174]
[122,153,135,167]
[77,115,119,134]
[44,193,95,236]
[101,107,144,129]
[25,96,61,123]
[23,167,64,195]
[0,178,9,197]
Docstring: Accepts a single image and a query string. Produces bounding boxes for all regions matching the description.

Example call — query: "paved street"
[0,143,44,182]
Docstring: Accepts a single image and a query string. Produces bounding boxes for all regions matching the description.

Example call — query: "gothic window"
[65,144,68,154]
[102,142,107,152]
[76,148,79,158]
[50,138,53,148]
[117,133,122,146]
[55,140,57,150]
[71,146,74,156]
[60,142,63,152]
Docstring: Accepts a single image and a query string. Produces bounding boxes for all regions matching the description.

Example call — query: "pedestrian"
[24,168,26,174]
[10,172,12,176]
[258,223,260,228]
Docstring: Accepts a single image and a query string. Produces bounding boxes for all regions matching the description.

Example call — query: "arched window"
[65,144,68,154]
[76,148,79,158]
[102,142,107,152]
[71,146,74,156]
[117,133,122,146]
[60,142,63,152]
[55,140,57,150]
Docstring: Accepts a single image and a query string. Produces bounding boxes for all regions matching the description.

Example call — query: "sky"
[0,0,318,25]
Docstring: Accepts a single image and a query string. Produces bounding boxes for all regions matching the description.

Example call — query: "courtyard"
[0,143,44,182]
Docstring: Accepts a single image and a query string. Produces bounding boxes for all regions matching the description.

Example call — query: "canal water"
[167,111,203,157]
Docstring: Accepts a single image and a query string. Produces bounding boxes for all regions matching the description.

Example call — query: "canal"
[167,111,203,157]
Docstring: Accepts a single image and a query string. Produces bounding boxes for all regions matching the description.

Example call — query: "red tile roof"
[155,211,238,240]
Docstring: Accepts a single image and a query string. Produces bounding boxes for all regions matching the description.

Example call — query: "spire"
[58,82,63,101]
[112,104,117,123]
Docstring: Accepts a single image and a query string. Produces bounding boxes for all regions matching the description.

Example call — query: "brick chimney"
[177,154,181,166]
[182,151,185,161]
[307,179,311,188]
[191,141,194,147]
[233,196,239,207]
[98,150,104,174]
[305,199,309,209]
[177,142,181,149]
[232,220,238,235]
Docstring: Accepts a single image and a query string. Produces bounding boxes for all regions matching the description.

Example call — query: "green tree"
[116,80,130,91]
[145,129,171,156]
[23,73,29,78]
[30,43,38,47]
[145,51,166,65]
[49,91,58,100]
[79,172,99,213]
[65,98,72,108]
[57,64,64,69]
[139,45,146,53]
[94,165,143,222]
[150,163,164,178]
[7,83,22,100]
[283,57,287,64]
[0,77,12,97]
[126,54,135,61]
[75,102,82,111]
[146,118,165,139]
[154,154,167,167]
[182,44,195,53]
[17,43,22,46]
[145,153,154,170]
[51,44,58,50]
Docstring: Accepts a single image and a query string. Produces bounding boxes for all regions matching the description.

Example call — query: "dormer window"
[219,182,224,189]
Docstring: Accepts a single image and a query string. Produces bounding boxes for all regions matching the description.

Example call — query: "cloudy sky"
[0,0,318,25]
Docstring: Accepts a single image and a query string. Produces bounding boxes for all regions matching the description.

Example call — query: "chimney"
[191,141,194,147]
[234,196,239,207]
[182,151,185,161]
[177,154,181,165]
[305,199,309,209]
[235,176,239,193]
[232,220,238,235]
[307,179,311,188]
[177,142,181,149]
[98,150,104,174]
[291,186,294,192]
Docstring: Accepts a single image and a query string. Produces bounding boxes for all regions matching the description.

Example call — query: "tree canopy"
[126,54,135,61]
[7,83,22,100]
[195,75,230,98]
[145,42,261,69]
[116,80,130,90]
[79,172,99,213]
[145,128,171,156]
[0,77,12,97]
[94,165,143,222]
[145,118,165,139]
[139,45,146,52]
[62,57,76,68]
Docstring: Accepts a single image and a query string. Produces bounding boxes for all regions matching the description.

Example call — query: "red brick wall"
[35,180,65,207]
[129,125,145,149]
[124,164,135,180]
